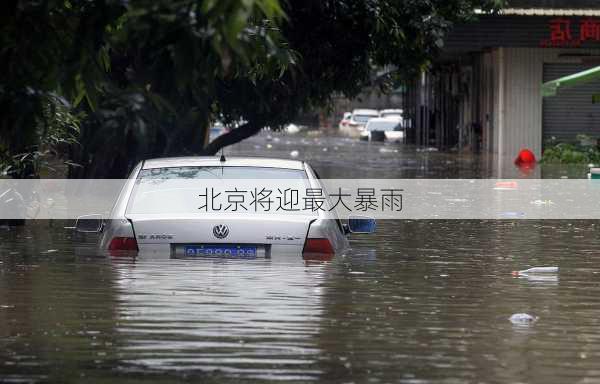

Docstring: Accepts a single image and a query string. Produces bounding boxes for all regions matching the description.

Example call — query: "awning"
[499,8,600,17]
[542,66,600,97]
[475,8,600,16]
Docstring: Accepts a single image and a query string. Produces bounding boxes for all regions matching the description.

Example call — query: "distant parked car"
[209,121,230,141]
[348,109,379,131]
[379,109,403,119]
[360,117,404,142]
[284,123,302,134]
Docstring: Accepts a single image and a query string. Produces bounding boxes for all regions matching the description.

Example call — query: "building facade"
[405,3,600,160]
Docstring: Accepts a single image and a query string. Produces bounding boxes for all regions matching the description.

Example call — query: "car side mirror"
[347,215,376,234]
[74,214,104,233]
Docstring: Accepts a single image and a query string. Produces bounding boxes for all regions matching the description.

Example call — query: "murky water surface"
[1,133,599,383]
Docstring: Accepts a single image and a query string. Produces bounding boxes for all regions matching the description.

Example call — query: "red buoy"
[515,149,536,165]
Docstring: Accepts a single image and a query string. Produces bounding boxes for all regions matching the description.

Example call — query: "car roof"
[352,109,379,115]
[380,109,403,113]
[142,156,305,171]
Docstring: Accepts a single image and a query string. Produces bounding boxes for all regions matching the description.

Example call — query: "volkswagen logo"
[212,224,229,239]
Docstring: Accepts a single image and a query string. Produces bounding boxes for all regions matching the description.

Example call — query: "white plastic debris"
[509,313,537,325]
[290,150,299,158]
[418,147,439,152]
[499,211,525,218]
[512,266,558,276]
[530,199,554,206]
[266,143,273,149]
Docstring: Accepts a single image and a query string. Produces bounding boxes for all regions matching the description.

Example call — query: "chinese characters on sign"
[198,187,403,213]
[540,18,600,48]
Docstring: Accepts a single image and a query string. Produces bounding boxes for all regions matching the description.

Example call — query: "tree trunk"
[201,121,262,155]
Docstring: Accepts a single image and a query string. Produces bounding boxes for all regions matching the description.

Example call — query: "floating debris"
[499,211,525,218]
[290,150,299,158]
[509,313,538,325]
[512,266,558,276]
[494,181,518,190]
[530,199,554,206]
[416,147,439,152]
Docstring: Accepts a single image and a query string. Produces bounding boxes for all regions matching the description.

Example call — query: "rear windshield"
[127,166,312,215]
[353,114,376,123]
[367,121,402,131]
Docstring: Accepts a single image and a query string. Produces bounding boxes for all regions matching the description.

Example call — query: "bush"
[541,136,600,164]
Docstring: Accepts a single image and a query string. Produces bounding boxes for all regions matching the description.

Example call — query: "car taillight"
[303,238,334,255]
[108,237,138,251]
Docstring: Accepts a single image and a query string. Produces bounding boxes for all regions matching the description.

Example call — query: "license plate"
[183,245,257,259]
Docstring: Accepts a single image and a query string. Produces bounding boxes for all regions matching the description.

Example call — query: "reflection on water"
[114,257,327,381]
[1,134,599,383]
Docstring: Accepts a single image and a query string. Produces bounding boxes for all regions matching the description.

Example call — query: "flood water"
[1,132,599,383]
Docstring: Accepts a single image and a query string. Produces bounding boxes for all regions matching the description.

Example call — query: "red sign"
[540,18,600,48]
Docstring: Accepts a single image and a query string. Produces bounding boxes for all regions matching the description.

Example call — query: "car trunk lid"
[126,213,313,246]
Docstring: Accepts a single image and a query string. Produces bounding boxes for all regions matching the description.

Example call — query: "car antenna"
[219,148,226,176]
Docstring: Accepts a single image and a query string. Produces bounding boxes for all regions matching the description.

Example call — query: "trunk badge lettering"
[138,234,174,240]
[265,235,302,241]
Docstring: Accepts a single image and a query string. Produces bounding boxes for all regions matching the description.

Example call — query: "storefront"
[404,5,600,160]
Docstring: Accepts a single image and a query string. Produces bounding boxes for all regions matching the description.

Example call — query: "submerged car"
[379,109,403,119]
[348,109,379,131]
[74,157,375,258]
[360,117,405,142]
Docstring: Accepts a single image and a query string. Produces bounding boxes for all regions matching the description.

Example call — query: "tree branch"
[201,121,263,155]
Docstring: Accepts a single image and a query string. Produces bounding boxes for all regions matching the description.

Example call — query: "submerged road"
[0,132,598,383]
